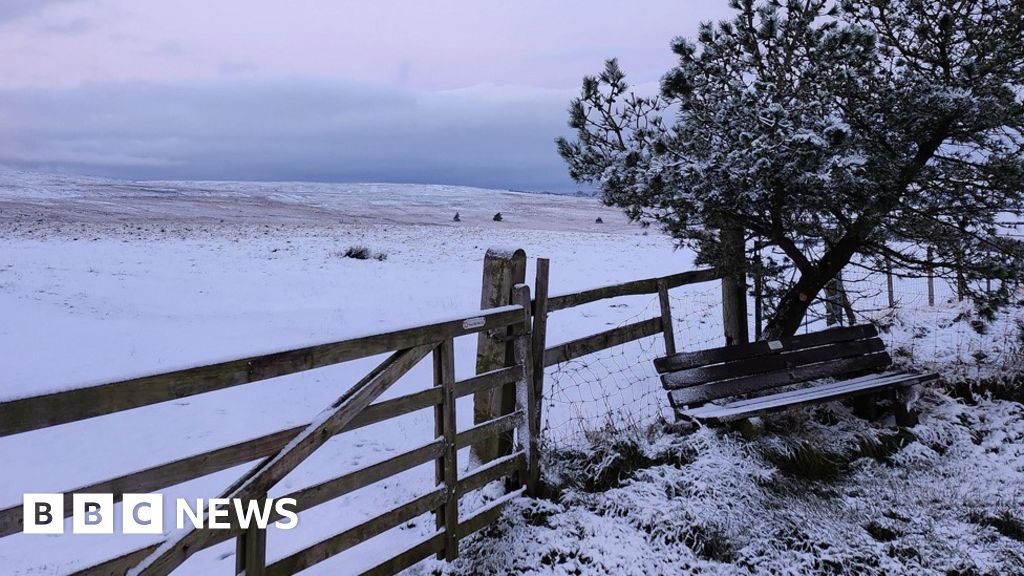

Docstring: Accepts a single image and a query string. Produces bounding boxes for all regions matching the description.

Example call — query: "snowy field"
[1,170,1022,575]
[0,170,709,574]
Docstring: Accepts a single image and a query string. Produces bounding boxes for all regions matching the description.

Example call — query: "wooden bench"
[654,324,938,425]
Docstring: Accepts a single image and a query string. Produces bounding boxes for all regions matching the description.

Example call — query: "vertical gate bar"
[512,284,539,496]
[431,342,446,559]
[530,258,550,466]
[235,522,266,576]
[438,338,459,561]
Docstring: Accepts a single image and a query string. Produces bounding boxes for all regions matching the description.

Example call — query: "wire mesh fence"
[799,267,1023,382]
[536,263,1021,450]
[539,283,726,448]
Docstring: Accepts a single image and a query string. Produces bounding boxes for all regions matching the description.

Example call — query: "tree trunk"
[762,235,862,339]
[720,225,749,346]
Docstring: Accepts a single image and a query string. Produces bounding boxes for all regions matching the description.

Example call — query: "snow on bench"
[654,324,938,425]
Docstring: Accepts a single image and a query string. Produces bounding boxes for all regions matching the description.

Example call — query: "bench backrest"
[654,324,891,408]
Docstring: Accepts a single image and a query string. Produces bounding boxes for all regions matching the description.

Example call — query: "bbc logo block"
[22,494,64,534]
[22,493,298,534]
[24,493,164,534]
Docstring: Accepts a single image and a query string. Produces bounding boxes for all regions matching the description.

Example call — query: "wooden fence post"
[473,247,526,464]
[235,520,266,576]
[511,284,539,496]
[657,279,676,356]
[530,259,550,473]
[720,226,749,345]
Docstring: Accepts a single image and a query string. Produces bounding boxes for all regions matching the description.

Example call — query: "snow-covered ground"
[0,170,708,574]
[1,170,1021,575]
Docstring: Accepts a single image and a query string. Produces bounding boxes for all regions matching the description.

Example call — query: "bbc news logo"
[23,494,298,534]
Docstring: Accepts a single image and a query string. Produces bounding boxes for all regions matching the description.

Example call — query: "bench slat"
[680,371,936,422]
[654,324,878,373]
[669,351,892,407]
[718,370,906,409]
[661,338,886,390]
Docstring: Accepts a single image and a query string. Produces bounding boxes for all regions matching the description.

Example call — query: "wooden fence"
[0,249,720,575]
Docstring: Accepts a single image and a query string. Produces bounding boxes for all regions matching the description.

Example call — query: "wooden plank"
[130,344,434,576]
[265,489,446,576]
[512,283,538,495]
[455,410,524,450]
[668,352,893,407]
[657,278,676,356]
[457,451,526,495]
[357,531,446,576]
[347,387,443,430]
[0,306,523,438]
[0,426,293,538]
[654,324,879,373]
[235,523,266,576]
[70,544,161,576]
[717,371,905,409]
[453,365,522,399]
[0,387,443,538]
[545,268,719,312]
[74,440,448,576]
[437,339,459,561]
[455,487,525,539]
[530,258,550,474]
[661,338,887,390]
[682,372,937,422]
[285,439,445,515]
[544,317,662,367]
[432,344,447,543]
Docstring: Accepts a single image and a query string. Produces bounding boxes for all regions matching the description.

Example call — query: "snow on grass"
[437,393,1024,575]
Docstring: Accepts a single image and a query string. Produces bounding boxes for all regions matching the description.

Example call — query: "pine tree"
[557,0,1024,338]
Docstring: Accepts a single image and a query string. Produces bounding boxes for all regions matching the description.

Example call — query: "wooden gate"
[0,287,537,576]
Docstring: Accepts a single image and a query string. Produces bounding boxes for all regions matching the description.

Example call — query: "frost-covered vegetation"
[558,0,1024,339]
[440,391,1024,576]
[434,282,1024,575]
[338,245,388,261]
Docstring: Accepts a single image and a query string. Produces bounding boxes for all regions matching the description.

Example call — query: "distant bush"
[493,212,503,222]
[337,245,387,261]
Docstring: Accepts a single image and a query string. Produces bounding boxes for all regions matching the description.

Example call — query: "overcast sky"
[0,1,732,191]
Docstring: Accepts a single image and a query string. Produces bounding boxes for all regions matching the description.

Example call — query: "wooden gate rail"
[542,317,665,367]
[535,267,719,366]
[542,268,718,313]
[0,366,523,539]
[0,305,525,437]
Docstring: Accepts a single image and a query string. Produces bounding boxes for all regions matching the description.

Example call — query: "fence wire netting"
[537,267,1022,450]
[539,283,725,449]
[805,269,1024,382]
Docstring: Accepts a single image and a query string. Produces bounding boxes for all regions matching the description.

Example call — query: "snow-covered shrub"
[545,423,696,493]
[337,245,387,261]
